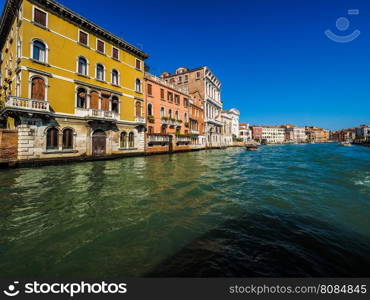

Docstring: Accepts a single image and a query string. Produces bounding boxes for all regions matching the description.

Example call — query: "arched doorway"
[92,130,106,156]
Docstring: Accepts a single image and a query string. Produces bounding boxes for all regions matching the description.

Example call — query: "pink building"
[145,73,192,153]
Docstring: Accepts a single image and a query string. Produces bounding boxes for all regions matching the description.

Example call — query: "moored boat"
[245,145,259,151]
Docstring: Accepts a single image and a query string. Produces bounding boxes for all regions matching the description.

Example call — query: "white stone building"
[293,127,307,142]
[355,126,370,142]
[221,111,233,146]
[222,108,240,138]
[261,126,285,144]
[284,126,307,143]
[239,123,252,141]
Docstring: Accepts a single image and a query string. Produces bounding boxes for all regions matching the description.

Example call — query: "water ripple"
[0,144,370,278]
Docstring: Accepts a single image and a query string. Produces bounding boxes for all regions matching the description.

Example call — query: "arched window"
[78,57,87,75]
[175,111,179,120]
[112,96,119,113]
[135,101,141,117]
[62,128,73,149]
[46,127,58,150]
[128,132,134,148]
[120,131,127,148]
[160,107,165,118]
[96,64,104,80]
[31,77,45,100]
[32,40,46,62]
[184,112,188,122]
[168,109,172,119]
[135,78,141,92]
[112,69,119,85]
[147,103,153,116]
[76,87,87,108]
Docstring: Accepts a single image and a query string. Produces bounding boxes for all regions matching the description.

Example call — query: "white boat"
[340,141,351,147]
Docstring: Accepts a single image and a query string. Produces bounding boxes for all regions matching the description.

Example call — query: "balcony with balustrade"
[3,96,50,113]
[205,117,223,127]
[161,117,169,125]
[75,107,119,121]
[175,135,191,143]
[135,116,145,124]
[147,134,170,143]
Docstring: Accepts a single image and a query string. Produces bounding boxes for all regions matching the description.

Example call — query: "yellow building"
[305,126,329,143]
[0,0,148,162]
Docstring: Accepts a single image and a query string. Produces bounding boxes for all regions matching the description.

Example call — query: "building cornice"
[162,66,205,79]
[145,73,190,96]
[205,96,222,108]
[26,0,149,60]
[27,67,53,77]
[0,0,22,49]
[74,80,123,96]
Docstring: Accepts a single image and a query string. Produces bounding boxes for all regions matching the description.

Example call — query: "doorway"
[92,130,106,156]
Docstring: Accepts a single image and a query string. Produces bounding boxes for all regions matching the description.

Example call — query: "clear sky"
[5,0,370,130]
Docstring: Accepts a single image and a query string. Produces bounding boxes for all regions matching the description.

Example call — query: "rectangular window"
[17,37,21,58]
[34,7,47,27]
[79,31,88,46]
[135,79,142,92]
[184,75,188,82]
[196,71,200,79]
[97,40,105,53]
[175,94,180,104]
[16,74,20,97]
[160,88,165,100]
[112,70,118,85]
[184,98,188,107]
[112,47,119,60]
[147,84,152,96]
[167,92,173,102]
[136,59,141,70]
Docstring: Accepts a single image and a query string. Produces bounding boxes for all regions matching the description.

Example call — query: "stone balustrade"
[6,96,49,112]
[148,135,170,142]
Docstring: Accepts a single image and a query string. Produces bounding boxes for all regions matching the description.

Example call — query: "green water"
[0,143,370,277]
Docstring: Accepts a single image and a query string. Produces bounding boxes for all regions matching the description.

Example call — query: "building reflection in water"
[0,149,246,278]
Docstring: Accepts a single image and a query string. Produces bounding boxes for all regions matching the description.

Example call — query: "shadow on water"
[146,210,370,277]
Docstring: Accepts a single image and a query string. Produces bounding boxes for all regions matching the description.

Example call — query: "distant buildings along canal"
[331,125,370,145]
[144,73,204,153]
[161,67,224,148]
[0,0,367,167]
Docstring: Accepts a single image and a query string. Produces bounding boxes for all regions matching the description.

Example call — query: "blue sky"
[5,0,370,130]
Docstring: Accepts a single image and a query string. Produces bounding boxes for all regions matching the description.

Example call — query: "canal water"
[0,143,370,278]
